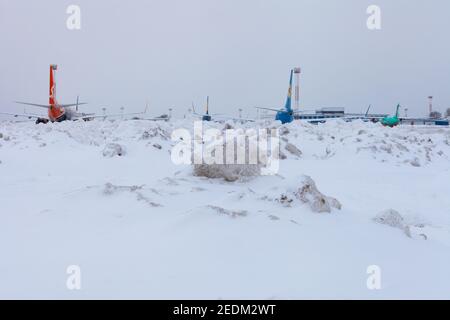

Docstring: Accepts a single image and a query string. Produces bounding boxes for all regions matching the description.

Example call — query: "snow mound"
[269,175,342,213]
[103,182,162,207]
[293,175,342,213]
[103,182,143,194]
[141,127,170,140]
[206,205,248,218]
[102,143,126,157]
[191,131,267,181]
[373,209,427,240]
[373,209,407,230]
[284,142,302,157]
[193,163,261,182]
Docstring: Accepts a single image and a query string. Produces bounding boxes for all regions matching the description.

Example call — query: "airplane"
[201,96,212,121]
[191,97,255,123]
[255,69,298,124]
[1,65,145,124]
[380,104,401,127]
[137,102,172,121]
[255,70,391,125]
[192,96,222,122]
[342,105,388,123]
[342,105,373,121]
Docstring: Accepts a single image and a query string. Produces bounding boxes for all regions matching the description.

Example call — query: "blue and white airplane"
[192,96,254,122]
[192,96,217,121]
[256,69,298,124]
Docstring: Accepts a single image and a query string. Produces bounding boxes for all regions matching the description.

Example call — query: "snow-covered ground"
[0,118,449,299]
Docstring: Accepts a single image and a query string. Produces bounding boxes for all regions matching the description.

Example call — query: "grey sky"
[1,0,449,119]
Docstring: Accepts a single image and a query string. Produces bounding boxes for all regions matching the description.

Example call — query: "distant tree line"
[429,111,442,119]
[427,108,450,119]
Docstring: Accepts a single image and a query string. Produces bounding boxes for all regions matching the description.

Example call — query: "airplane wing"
[257,106,315,113]
[71,111,146,121]
[255,107,281,112]
[14,101,87,109]
[141,117,170,122]
[14,101,50,108]
[292,110,318,114]
[212,114,256,122]
[228,117,255,122]
[74,112,96,117]
[59,103,87,108]
[72,103,159,121]
[0,112,44,120]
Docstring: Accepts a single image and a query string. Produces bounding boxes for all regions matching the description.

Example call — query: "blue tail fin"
[284,70,293,112]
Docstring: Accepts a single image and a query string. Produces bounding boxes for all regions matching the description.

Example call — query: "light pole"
[428,96,433,117]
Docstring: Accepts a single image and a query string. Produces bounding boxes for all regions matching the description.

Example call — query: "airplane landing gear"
[35,118,49,124]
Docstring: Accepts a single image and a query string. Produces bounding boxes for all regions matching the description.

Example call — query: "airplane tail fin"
[206,96,209,115]
[284,70,293,112]
[365,105,371,117]
[49,65,58,106]
[395,104,400,118]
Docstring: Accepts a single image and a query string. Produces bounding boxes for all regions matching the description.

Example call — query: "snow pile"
[284,142,302,158]
[206,205,248,218]
[102,143,126,157]
[103,183,162,207]
[103,182,143,195]
[275,175,341,213]
[1,119,449,168]
[192,129,268,181]
[295,175,342,213]
[373,209,410,236]
[193,163,261,182]
[373,209,428,240]
[263,119,450,167]
[141,126,171,141]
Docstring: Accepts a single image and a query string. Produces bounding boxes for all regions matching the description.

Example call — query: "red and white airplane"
[1,65,145,123]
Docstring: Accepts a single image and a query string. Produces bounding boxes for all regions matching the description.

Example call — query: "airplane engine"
[35,118,49,124]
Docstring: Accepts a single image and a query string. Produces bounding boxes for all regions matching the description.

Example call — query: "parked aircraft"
[381,104,401,127]
[1,65,145,123]
[255,69,299,124]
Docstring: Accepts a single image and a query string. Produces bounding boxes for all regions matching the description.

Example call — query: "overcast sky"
[1,0,449,119]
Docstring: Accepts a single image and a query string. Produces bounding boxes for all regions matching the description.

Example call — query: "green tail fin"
[395,104,400,118]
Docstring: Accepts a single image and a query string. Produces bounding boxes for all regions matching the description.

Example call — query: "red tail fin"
[49,64,57,106]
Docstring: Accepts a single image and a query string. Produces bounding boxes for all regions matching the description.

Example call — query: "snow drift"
[0,118,449,299]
